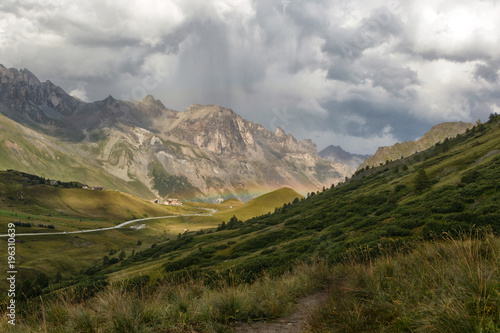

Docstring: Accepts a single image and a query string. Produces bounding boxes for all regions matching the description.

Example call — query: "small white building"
[165,199,182,206]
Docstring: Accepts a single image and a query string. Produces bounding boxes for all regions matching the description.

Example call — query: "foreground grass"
[2,234,499,332]
[306,233,500,332]
[1,261,329,332]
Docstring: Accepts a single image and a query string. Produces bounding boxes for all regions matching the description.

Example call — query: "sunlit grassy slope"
[174,187,303,230]
[28,186,188,222]
[107,187,303,281]
[0,170,191,225]
[219,198,244,207]
[220,187,303,220]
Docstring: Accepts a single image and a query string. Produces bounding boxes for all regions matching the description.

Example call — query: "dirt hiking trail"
[234,290,329,333]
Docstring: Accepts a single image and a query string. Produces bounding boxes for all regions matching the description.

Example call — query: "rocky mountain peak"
[320,145,369,169]
[184,104,202,113]
[141,94,156,103]
[20,68,42,86]
[301,139,316,150]
[184,104,236,118]
[0,64,41,87]
[138,95,167,109]
[101,95,117,108]
[169,104,252,155]
[0,64,83,126]
[275,127,286,138]
[131,95,175,122]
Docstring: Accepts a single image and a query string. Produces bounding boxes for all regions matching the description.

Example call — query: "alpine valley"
[2,0,500,329]
[0,64,352,202]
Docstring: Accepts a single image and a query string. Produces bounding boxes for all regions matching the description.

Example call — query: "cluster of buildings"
[153,198,183,206]
[80,184,183,206]
[82,185,104,190]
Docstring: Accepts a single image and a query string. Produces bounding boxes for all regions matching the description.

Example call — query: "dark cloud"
[326,62,365,84]
[474,63,499,83]
[1,0,499,154]
[372,66,420,94]
[321,99,431,140]
[417,49,492,63]
[321,6,404,60]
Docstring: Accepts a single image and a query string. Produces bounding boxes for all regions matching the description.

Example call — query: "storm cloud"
[1,0,499,154]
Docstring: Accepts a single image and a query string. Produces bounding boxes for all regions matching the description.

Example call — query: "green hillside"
[163,187,303,234]
[102,187,303,282]
[2,115,500,332]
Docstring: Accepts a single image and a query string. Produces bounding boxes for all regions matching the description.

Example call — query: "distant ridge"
[358,121,474,169]
[319,145,370,170]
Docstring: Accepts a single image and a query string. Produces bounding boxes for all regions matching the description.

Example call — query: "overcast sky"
[1,0,500,154]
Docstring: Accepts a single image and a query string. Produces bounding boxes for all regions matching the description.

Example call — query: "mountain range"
[0,64,478,201]
[319,145,370,170]
[0,65,352,201]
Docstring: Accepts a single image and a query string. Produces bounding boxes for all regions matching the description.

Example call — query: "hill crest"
[359,121,474,169]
